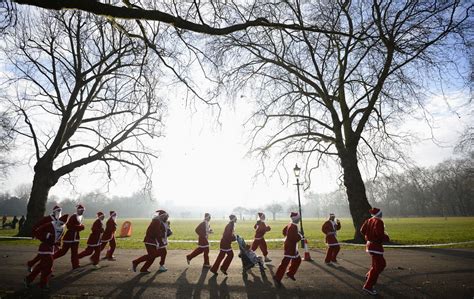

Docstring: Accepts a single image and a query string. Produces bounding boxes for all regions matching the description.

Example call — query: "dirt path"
[0,245,473,298]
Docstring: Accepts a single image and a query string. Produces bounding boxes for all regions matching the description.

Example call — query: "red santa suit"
[100,211,118,260]
[132,210,169,272]
[53,206,85,269]
[78,213,105,266]
[25,214,68,288]
[360,208,390,292]
[251,213,271,258]
[322,216,341,263]
[210,216,236,274]
[186,217,212,265]
[27,212,60,270]
[275,213,303,283]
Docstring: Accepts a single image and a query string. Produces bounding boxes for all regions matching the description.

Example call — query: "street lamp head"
[293,163,301,178]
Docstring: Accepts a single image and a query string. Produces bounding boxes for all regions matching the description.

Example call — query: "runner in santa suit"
[273,212,303,286]
[53,205,85,269]
[186,213,213,267]
[322,213,341,265]
[27,205,62,272]
[77,211,105,268]
[251,212,272,262]
[100,211,118,261]
[24,214,69,289]
[360,207,390,296]
[132,210,170,273]
[210,214,237,276]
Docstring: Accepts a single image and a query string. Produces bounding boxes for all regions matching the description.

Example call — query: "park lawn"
[1,217,473,250]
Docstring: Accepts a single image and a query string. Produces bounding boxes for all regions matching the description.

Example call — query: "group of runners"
[24,205,389,296]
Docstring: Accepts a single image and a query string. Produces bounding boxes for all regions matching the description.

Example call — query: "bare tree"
[266,202,283,221]
[8,0,353,37]
[232,206,248,220]
[1,10,164,236]
[0,111,15,178]
[211,1,471,241]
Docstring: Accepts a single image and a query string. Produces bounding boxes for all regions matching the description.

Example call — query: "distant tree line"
[2,154,472,219]
[305,154,473,218]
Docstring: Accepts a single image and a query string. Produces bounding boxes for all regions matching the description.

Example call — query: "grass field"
[1,217,473,250]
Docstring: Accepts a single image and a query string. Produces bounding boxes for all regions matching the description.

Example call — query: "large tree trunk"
[340,150,372,243]
[18,166,57,237]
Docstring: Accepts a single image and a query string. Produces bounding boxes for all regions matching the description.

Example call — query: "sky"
[2,87,471,211]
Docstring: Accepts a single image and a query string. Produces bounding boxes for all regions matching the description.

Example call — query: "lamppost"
[293,163,305,248]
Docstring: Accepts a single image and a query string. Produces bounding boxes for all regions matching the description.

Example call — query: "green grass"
[1,217,473,250]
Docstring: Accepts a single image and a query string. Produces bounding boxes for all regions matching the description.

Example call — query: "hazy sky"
[2,87,471,211]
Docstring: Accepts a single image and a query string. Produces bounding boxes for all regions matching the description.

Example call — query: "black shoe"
[23,278,31,289]
[220,269,228,275]
[132,262,137,272]
[272,275,282,287]
[286,273,296,281]
[210,270,218,276]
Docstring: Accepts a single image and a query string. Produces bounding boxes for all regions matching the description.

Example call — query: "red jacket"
[322,220,341,246]
[283,223,302,258]
[32,215,57,234]
[360,217,390,255]
[254,221,271,239]
[86,218,104,247]
[101,217,117,242]
[62,214,85,243]
[219,221,236,250]
[195,221,210,247]
[34,221,64,255]
[143,218,168,248]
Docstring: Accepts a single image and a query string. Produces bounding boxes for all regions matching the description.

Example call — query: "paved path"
[0,246,473,298]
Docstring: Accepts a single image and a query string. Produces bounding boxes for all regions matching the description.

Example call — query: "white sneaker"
[93,264,101,269]
[158,265,168,272]
[362,287,377,295]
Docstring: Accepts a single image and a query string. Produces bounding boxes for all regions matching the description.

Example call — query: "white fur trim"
[283,253,300,259]
[220,248,233,252]
[366,249,384,255]
[371,210,382,217]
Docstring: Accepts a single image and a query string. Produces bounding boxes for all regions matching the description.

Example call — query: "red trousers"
[364,254,386,290]
[210,250,234,273]
[251,238,268,257]
[133,244,167,272]
[275,256,302,281]
[53,242,80,269]
[324,245,340,263]
[187,246,210,265]
[100,237,116,259]
[27,254,41,268]
[78,245,101,265]
[26,254,53,288]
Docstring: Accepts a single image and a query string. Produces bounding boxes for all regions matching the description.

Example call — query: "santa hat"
[58,214,69,224]
[52,205,62,212]
[155,210,168,219]
[258,212,265,219]
[76,204,85,211]
[110,211,117,217]
[369,208,382,217]
[290,211,300,221]
[204,213,211,218]
[229,214,237,221]
[97,212,104,218]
